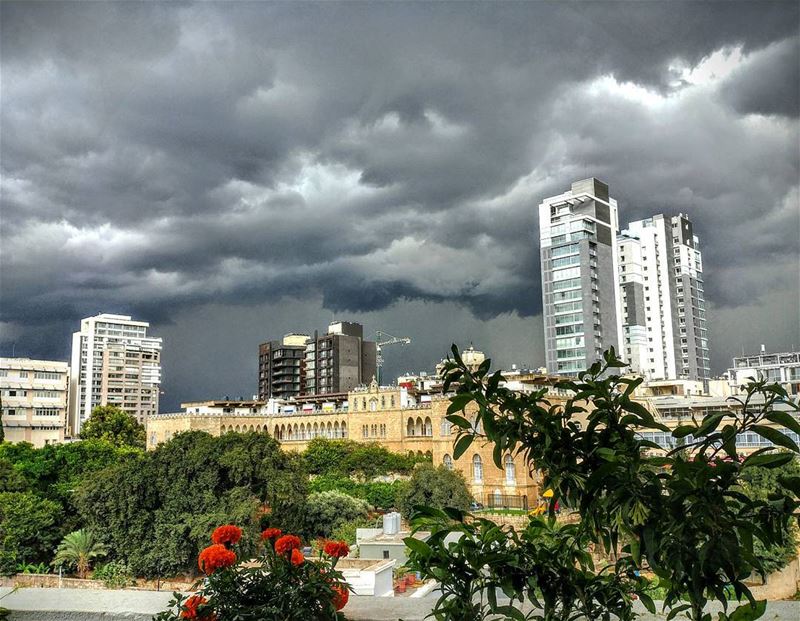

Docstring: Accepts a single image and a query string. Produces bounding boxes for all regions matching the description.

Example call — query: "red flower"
[332,584,349,611]
[211,525,242,547]
[323,540,350,559]
[198,544,237,575]
[274,534,302,556]
[260,527,282,542]
[180,595,216,620]
[290,548,305,566]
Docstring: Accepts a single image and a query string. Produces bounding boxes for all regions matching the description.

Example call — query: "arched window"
[300,423,306,440]
[443,454,453,470]
[362,398,366,410]
[313,422,319,438]
[505,454,516,485]
[352,400,357,411]
[362,425,368,438]
[381,396,385,409]
[235,425,241,432]
[334,421,340,438]
[494,489,503,507]
[424,417,432,436]
[441,419,452,436]
[370,399,378,412]
[380,424,386,437]
[407,417,415,436]
[472,454,483,482]
[249,424,254,432]
[220,425,226,434]
[390,395,395,408]
[341,422,347,438]
[415,417,424,436]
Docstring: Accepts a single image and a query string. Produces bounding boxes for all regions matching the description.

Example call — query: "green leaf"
[778,475,800,497]
[672,425,696,439]
[447,395,473,415]
[403,536,433,559]
[750,425,799,453]
[452,434,474,460]
[728,599,766,621]
[639,592,656,614]
[695,413,724,437]
[764,411,800,437]
[743,451,795,469]
[447,415,472,429]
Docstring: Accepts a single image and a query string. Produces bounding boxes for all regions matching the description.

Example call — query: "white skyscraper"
[68,313,162,434]
[618,214,710,381]
[538,178,624,376]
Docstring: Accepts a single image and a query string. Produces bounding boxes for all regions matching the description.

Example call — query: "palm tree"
[51,530,107,579]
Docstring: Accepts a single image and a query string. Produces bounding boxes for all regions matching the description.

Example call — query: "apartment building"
[258,334,309,400]
[68,313,162,434]
[729,350,800,395]
[619,214,710,381]
[0,358,69,446]
[259,322,377,398]
[538,178,623,375]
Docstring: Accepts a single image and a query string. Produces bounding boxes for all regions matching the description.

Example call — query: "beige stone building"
[148,380,553,509]
[0,358,69,447]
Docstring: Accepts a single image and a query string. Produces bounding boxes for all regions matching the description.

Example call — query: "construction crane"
[375,330,412,385]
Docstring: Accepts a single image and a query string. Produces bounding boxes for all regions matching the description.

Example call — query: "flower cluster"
[323,540,350,559]
[179,595,215,621]
[260,527,282,541]
[160,525,352,621]
[211,525,242,546]
[198,544,236,575]
[274,534,302,556]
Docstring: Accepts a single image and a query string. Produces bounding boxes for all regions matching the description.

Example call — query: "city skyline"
[1,2,798,410]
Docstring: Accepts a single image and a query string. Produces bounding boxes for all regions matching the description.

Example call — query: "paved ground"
[1,587,798,620]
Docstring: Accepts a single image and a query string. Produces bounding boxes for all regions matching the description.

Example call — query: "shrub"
[309,474,406,510]
[92,560,134,588]
[304,438,423,479]
[396,463,471,519]
[331,516,378,546]
[0,491,62,575]
[154,524,351,621]
[304,491,370,539]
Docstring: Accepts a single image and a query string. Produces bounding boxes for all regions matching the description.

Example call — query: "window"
[443,454,453,470]
[34,372,61,380]
[504,455,516,485]
[472,454,483,482]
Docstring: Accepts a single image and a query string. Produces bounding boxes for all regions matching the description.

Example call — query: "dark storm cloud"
[720,37,800,117]
[1,0,798,395]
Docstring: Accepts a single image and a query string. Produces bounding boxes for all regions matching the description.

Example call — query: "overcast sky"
[1,1,798,410]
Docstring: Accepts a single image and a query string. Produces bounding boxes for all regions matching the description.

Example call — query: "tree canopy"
[76,430,307,577]
[303,437,425,479]
[79,405,146,448]
[396,463,471,519]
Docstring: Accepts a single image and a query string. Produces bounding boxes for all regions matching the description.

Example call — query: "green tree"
[79,405,146,448]
[0,491,62,575]
[396,463,471,519]
[304,491,370,539]
[76,430,307,577]
[52,529,107,579]
[406,346,800,621]
[303,437,422,479]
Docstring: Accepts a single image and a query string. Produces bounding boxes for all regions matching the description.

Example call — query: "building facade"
[619,214,710,381]
[147,379,552,509]
[259,322,377,398]
[258,334,309,400]
[0,358,69,446]
[539,178,623,375]
[68,313,162,434]
[729,350,800,396]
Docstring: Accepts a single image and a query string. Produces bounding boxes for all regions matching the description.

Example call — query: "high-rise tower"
[68,313,162,434]
[538,179,623,376]
[619,214,710,381]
